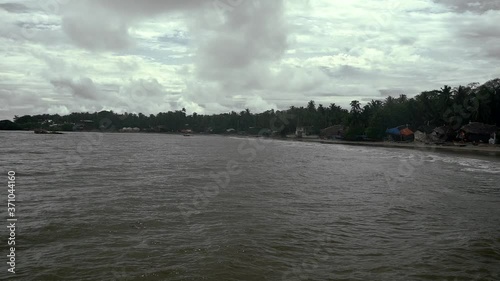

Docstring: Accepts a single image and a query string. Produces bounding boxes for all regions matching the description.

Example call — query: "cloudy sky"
[1,0,500,120]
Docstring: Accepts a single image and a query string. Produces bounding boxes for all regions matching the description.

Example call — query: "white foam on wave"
[461,167,500,174]
[423,154,500,174]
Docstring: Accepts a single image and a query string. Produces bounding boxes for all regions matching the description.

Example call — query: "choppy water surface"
[1,131,499,281]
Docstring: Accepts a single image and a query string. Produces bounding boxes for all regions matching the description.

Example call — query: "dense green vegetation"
[4,78,500,139]
[0,120,22,130]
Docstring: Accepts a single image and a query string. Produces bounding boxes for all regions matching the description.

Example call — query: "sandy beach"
[277,137,500,157]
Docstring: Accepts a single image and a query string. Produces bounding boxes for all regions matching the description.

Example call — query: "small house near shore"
[295,127,309,138]
[415,125,455,143]
[320,125,346,139]
[459,122,497,143]
[73,120,94,131]
[431,125,455,143]
[120,127,140,132]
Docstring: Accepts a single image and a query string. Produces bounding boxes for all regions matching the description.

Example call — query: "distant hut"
[414,125,434,143]
[320,125,345,139]
[34,128,49,134]
[430,125,455,143]
[459,122,497,143]
[247,127,262,135]
[400,128,414,141]
[259,128,272,137]
[295,127,305,138]
[418,125,434,134]
[414,131,430,143]
[414,125,431,143]
[155,125,168,132]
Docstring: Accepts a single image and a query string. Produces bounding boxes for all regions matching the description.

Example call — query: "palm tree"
[398,94,408,103]
[350,100,361,114]
[307,100,316,112]
[439,85,452,112]
[349,100,362,127]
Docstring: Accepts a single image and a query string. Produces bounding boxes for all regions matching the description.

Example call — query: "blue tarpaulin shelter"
[386,125,414,141]
[386,127,400,135]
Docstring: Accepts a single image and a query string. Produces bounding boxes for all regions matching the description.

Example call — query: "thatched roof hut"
[433,125,453,136]
[429,125,455,142]
[416,125,458,143]
[459,122,497,142]
[460,122,496,135]
[417,125,434,134]
[320,125,345,139]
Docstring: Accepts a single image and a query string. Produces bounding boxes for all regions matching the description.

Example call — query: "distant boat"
[34,129,63,134]
[181,129,192,136]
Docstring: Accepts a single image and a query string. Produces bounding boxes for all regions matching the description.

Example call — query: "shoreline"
[276,137,500,157]
[4,130,499,157]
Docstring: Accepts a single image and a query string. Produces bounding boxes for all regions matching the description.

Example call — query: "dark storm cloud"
[61,17,133,51]
[433,0,500,12]
[63,0,288,69]
[399,37,417,45]
[61,0,288,96]
[196,1,288,77]
[61,0,207,50]
[50,77,99,100]
[315,92,345,97]
[60,1,135,51]
[59,0,289,114]
[4,0,500,119]
[0,2,30,13]
[92,0,207,16]
[448,11,500,59]
[460,22,500,39]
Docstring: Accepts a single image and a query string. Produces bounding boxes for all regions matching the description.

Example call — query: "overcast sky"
[1,0,500,120]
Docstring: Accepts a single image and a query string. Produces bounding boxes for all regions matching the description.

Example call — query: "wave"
[423,154,500,174]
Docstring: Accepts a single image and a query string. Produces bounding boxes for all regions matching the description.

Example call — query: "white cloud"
[1,0,500,120]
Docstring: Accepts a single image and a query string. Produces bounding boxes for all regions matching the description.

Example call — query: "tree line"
[4,78,500,139]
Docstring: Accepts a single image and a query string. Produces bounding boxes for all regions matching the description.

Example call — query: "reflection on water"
[1,131,499,280]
